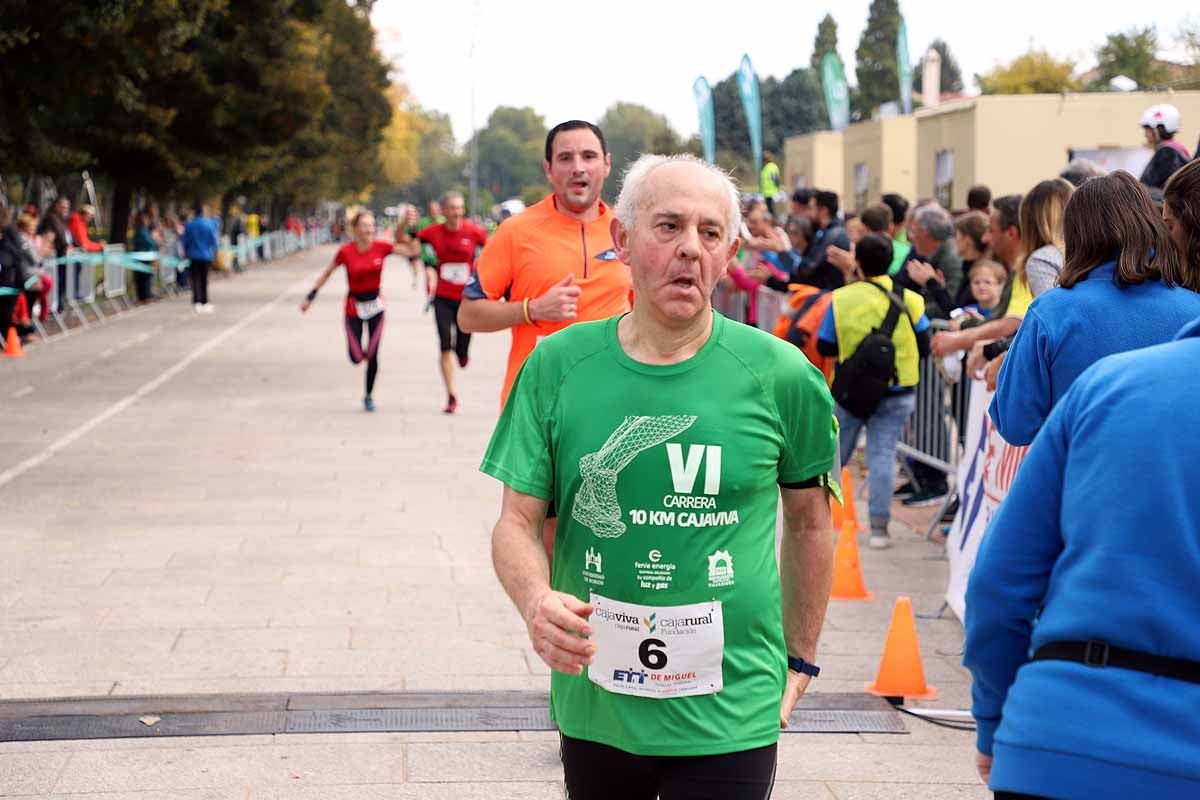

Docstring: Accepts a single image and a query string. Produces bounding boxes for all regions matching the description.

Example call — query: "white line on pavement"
[0,278,307,491]
[12,385,34,398]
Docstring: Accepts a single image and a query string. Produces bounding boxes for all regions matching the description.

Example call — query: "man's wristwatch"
[787,655,820,677]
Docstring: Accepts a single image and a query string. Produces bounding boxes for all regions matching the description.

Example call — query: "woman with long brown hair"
[1162,158,1200,286]
[1016,178,1073,298]
[989,170,1200,446]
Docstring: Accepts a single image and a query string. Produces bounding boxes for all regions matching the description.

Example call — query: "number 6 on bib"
[588,593,724,699]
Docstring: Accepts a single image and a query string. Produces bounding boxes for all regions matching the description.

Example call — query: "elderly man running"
[480,154,838,799]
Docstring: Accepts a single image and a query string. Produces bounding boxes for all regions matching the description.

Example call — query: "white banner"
[944,380,1030,621]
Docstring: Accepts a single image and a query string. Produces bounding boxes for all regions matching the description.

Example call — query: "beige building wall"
[842,116,917,213]
[917,91,1200,209]
[784,131,844,199]
[916,101,977,209]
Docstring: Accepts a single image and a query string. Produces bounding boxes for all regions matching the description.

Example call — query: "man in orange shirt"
[458,120,632,409]
[459,120,632,557]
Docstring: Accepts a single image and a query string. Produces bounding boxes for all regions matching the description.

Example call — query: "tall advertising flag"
[736,54,763,175]
[897,17,913,114]
[821,52,851,131]
[692,77,716,164]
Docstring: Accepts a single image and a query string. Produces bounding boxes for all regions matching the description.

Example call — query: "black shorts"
[432,295,460,352]
[559,735,777,800]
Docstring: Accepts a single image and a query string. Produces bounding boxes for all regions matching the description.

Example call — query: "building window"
[854,163,869,213]
[935,150,955,209]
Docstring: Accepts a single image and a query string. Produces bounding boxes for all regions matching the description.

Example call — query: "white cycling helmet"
[1142,104,1182,134]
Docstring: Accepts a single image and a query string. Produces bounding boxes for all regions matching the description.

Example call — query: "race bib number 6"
[588,593,724,699]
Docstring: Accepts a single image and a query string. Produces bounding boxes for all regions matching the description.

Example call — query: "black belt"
[1033,640,1200,686]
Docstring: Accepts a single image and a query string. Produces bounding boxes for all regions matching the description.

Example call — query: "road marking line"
[0,278,306,490]
[12,386,34,398]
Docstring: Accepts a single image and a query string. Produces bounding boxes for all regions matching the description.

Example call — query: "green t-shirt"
[480,311,837,757]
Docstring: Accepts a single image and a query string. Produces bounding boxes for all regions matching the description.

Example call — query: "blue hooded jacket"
[990,259,1200,445]
[964,316,1200,799]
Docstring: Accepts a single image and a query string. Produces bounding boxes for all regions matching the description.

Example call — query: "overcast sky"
[371,2,1196,144]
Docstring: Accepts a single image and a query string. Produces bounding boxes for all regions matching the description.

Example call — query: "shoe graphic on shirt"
[572,415,696,538]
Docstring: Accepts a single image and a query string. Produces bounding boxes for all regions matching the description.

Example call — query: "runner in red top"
[301,211,416,412]
[418,191,488,414]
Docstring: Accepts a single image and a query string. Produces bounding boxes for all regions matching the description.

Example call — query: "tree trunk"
[108,182,133,246]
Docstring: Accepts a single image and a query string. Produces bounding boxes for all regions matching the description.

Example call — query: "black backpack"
[830,282,913,419]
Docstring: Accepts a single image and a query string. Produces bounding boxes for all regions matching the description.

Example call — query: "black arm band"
[779,475,822,490]
[306,288,318,302]
[788,655,820,677]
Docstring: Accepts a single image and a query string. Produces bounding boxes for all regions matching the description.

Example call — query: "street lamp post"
[467,0,481,220]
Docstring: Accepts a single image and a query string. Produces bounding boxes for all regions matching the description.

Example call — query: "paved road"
[0,246,985,798]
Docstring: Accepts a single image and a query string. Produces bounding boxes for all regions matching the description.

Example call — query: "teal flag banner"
[692,77,717,164]
[735,54,763,175]
[821,52,851,132]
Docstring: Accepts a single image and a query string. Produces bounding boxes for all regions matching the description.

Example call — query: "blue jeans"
[835,392,916,527]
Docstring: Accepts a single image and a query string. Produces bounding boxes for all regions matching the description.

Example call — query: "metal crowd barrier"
[26,225,330,341]
[102,244,130,310]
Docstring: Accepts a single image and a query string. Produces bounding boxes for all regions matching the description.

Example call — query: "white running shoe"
[193,303,204,313]
[868,530,892,550]
[199,303,215,314]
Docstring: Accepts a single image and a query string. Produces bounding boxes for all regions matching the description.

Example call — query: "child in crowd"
[956,260,1006,320]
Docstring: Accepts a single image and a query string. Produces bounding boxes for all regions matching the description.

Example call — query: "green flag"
[821,52,850,131]
[898,18,913,114]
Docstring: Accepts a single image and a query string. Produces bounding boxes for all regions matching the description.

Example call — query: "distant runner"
[301,211,409,412]
[418,191,488,414]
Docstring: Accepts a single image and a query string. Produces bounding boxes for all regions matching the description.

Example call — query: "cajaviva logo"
[593,248,619,261]
[643,613,657,633]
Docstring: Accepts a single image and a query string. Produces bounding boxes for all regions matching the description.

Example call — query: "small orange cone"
[866,596,938,700]
[830,519,873,601]
[840,466,861,530]
[830,494,845,531]
[3,327,23,358]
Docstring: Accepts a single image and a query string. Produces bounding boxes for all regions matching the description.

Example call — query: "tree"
[0,0,228,240]
[912,38,964,95]
[1092,27,1168,89]
[854,0,903,114]
[598,103,683,195]
[811,14,838,74]
[977,50,1080,94]
[764,69,826,149]
[379,84,424,187]
[374,105,464,209]
[471,107,547,202]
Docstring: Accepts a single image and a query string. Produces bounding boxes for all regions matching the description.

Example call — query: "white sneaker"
[868,531,892,550]
[199,303,215,314]
[193,303,204,313]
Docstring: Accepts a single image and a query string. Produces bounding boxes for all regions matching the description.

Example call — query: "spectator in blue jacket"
[182,203,218,314]
[990,170,1200,445]
[964,317,1200,799]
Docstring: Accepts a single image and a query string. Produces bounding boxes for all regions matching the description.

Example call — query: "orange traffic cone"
[840,466,861,530]
[866,596,938,700]
[830,494,845,531]
[3,327,23,358]
[830,519,873,601]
